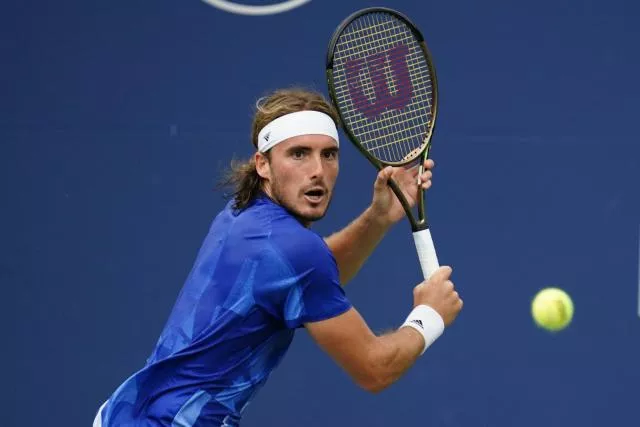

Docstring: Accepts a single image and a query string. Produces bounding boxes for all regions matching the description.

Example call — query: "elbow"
[351,337,401,393]
[358,377,391,394]
[354,364,394,394]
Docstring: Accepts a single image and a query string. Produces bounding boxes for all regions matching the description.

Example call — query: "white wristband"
[401,305,445,355]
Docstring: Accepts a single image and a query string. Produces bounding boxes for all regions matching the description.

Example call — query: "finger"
[420,171,432,182]
[411,168,420,183]
[444,280,454,291]
[405,161,421,174]
[424,159,435,170]
[391,165,411,178]
[392,166,419,185]
[374,166,394,190]
[421,180,432,190]
[398,163,419,177]
[429,265,453,282]
[407,161,421,170]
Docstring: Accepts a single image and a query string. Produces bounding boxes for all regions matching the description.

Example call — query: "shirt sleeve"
[282,240,352,329]
[255,230,352,329]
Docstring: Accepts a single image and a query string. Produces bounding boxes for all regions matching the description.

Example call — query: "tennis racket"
[326,7,440,280]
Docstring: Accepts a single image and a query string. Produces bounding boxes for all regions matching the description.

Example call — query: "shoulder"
[275,225,332,259]
[230,195,292,231]
[239,196,332,257]
[269,227,338,287]
[223,195,336,272]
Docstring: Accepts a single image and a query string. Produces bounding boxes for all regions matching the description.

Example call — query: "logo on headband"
[200,0,311,16]
[263,131,271,142]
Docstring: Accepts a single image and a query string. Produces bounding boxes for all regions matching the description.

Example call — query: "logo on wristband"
[410,319,424,329]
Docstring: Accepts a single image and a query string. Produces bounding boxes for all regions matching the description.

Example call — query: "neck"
[260,186,313,229]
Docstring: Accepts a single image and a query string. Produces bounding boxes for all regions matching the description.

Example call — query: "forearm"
[324,206,391,285]
[305,306,441,394]
[362,327,424,393]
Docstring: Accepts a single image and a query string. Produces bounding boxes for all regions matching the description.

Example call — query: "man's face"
[256,134,339,226]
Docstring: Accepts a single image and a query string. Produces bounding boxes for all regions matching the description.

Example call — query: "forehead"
[271,134,338,153]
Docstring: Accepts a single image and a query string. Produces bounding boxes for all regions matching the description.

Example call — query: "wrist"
[364,205,393,230]
[401,305,445,355]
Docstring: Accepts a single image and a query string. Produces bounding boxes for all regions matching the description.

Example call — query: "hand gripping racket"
[326,7,440,279]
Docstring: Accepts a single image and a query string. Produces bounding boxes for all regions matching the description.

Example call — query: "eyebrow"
[322,146,339,152]
[285,145,311,154]
[284,145,339,154]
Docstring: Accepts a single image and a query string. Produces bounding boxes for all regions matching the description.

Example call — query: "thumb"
[374,166,394,191]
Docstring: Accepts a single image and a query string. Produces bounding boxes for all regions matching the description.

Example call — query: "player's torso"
[101,198,306,426]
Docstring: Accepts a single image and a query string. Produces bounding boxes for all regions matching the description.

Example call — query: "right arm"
[305,266,463,393]
[306,308,424,393]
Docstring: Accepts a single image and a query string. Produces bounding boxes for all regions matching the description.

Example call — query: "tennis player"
[93,88,462,426]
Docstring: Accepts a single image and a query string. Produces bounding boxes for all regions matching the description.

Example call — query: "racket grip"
[412,229,440,279]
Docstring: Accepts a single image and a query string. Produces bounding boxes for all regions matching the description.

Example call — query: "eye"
[323,150,338,160]
[292,149,305,159]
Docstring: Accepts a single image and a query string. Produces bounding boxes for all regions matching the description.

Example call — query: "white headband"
[257,110,339,153]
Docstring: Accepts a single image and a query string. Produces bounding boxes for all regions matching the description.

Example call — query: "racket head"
[326,7,438,168]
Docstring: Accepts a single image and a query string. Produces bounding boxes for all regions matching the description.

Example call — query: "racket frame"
[326,7,439,233]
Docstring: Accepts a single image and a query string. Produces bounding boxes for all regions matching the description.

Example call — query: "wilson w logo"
[345,43,413,120]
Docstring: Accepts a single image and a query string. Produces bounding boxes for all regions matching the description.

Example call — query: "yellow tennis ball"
[531,287,574,332]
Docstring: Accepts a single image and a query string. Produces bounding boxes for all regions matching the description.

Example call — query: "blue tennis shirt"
[99,194,352,426]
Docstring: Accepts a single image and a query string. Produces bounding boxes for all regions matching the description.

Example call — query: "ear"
[255,151,271,181]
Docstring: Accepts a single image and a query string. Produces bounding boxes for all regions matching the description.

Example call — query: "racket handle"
[412,229,440,279]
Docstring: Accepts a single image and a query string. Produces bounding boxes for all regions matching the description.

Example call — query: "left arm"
[325,159,434,285]
[324,206,391,285]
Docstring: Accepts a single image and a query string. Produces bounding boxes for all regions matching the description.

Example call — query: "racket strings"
[335,21,431,160]
[331,12,435,163]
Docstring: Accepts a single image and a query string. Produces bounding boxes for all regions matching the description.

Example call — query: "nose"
[308,153,325,180]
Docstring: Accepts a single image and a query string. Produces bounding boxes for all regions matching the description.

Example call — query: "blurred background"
[2,0,639,426]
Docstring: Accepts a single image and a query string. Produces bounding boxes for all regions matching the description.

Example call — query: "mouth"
[303,187,326,204]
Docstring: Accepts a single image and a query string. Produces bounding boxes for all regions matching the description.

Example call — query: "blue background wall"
[3,0,639,426]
